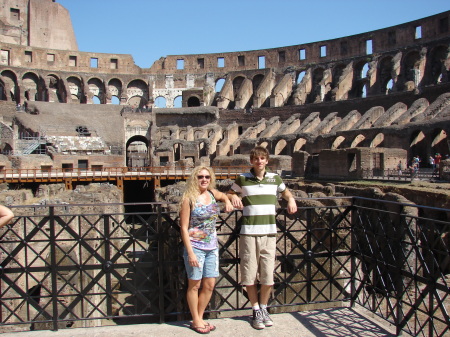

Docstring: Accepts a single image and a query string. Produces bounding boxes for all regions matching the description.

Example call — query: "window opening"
[0,50,9,65]
[388,31,396,45]
[174,95,182,108]
[177,59,184,70]
[439,17,449,33]
[340,41,348,55]
[299,49,306,60]
[320,45,327,57]
[10,8,20,20]
[278,51,286,63]
[197,58,204,69]
[90,57,98,68]
[415,26,422,39]
[25,51,32,63]
[217,57,225,68]
[238,55,245,66]
[69,55,77,67]
[258,56,265,69]
[110,58,118,69]
[366,40,373,55]
[47,53,55,62]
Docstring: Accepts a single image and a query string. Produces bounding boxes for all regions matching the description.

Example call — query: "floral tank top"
[189,191,220,250]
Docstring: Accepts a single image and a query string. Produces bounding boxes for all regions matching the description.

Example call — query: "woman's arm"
[0,205,14,228]
[179,198,199,267]
[211,189,233,212]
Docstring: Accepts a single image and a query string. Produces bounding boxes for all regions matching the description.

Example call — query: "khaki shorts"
[239,235,276,286]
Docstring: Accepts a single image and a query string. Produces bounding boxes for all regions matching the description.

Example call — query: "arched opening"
[92,96,101,104]
[67,76,82,103]
[187,96,200,107]
[108,78,122,103]
[294,138,307,151]
[127,79,148,108]
[370,133,385,148]
[274,139,287,155]
[331,136,345,150]
[215,78,225,92]
[431,129,447,154]
[154,96,166,108]
[87,77,104,104]
[409,130,426,164]
[296,71,306,84]
[111,95,120,104]
[351,134,365,148]
[126,135,149,169]
[174,95,182,108]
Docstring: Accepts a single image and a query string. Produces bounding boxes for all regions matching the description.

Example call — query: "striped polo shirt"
[231,169,286,235]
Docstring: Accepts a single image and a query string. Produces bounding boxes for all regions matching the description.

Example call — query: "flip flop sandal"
[189,324,210,334]
[206,323,216,331]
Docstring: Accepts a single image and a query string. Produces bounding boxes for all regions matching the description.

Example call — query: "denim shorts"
[183,246,219,280]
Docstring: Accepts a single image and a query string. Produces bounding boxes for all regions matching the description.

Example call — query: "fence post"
[157,204,165,323]
[103,215,113,317]
[350,199,356,308]
[49,206,59,331]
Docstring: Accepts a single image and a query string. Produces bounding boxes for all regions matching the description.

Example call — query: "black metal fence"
[0,198,448,336]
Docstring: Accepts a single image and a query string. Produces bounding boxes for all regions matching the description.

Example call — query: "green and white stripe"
[231,171,285,235]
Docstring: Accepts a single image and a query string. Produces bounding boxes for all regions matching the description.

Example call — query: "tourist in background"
[179,166,233,334]
[0,205,14,228]
[227,146,297,330]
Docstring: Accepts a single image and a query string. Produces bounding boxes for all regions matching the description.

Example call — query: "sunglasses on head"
[197,175,211,180]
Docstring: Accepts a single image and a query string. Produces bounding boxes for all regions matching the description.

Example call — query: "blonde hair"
[180,166,217,209]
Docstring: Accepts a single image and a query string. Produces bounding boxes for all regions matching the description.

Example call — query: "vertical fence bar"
[48,206,59,331]
[157,204,165,323]
[350,200,356,308]
[103,215,112,317]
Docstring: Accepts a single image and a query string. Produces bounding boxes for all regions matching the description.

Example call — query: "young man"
[228,146,297,329]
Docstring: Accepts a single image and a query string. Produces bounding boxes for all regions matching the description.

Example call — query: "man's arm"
[281,188,297,214]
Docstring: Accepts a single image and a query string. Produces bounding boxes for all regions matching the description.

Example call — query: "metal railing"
[0,197,448,336]
[0,166,250,184]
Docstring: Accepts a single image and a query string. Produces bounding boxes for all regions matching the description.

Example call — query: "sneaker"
[261,307,273,327]
[252,309,265,329]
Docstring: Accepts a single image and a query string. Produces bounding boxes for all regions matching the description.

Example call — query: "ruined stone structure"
[0,0,449,180]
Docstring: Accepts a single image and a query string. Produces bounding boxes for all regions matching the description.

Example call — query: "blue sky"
[57,0,449,69]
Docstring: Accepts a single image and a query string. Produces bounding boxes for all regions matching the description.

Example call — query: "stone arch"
[350,134,365,148]
[154,96,166,108]
[194,129,203,139]
[309,67,325,103]
[87,77,104,104]
[378,56,394,94]
[259,141,269,148]
[1,70,18,101]
[294,138,307,151]
[274,139,287,155]
[187,95,200,107]
[402,50,421,88]
[426,45,448,85]
[215,78,225,92]
[331,136,345,150]
[296,70,306,84]
[232,76,246,99]
[22,72,39,101]
[107,78,122,104]
[252,74,265,92]
[46,74,65,103]
[174,142,183,161]
[179,130,186,140]
[126,135,149,168]
[67,76,83,103]
[370,133,384,148]
[174,95,182,107]
[430,128,447,154]
[126,79,148,107]
[199,141,207,157]
[409,130,427,161]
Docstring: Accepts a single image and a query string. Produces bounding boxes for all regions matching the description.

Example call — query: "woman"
[179,166,233,334]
